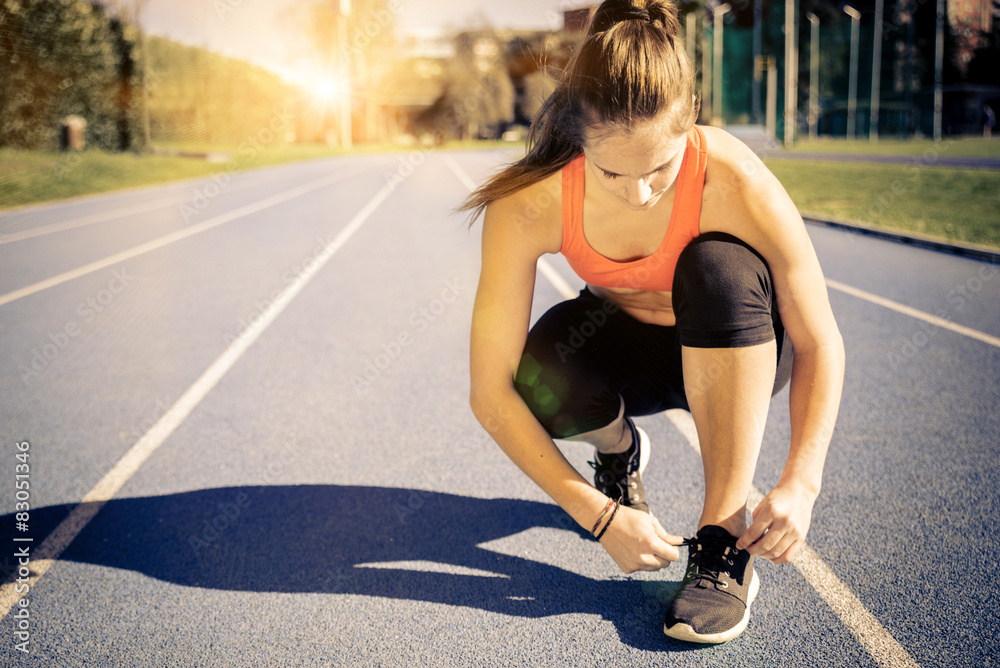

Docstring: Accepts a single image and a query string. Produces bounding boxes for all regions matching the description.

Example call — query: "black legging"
[514,232,794,438]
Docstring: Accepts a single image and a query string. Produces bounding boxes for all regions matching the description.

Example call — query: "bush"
[0,0,142,151]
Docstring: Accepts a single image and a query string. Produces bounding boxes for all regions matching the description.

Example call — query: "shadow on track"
[2,485,701,652]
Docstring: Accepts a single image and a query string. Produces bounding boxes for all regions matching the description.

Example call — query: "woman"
[461,0,844,644]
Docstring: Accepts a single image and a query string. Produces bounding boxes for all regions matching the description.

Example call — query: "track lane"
[0,149,996,667]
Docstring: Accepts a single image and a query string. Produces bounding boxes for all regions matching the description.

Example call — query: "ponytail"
[457,0,698,223]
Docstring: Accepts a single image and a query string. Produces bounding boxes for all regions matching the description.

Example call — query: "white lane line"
[664,411,919,668]
[445,156,920,668]
[536,258,578,298]
[0,169,359,308]
[443,155,479,192]
[0,169,316,245]
[0,179,395,619]
[826,278,1000,349]
[442,155,577,299]
[0,197,183,244]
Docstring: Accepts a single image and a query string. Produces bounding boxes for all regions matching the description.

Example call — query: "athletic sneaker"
[663,525,759,644]
[589,418,650,513]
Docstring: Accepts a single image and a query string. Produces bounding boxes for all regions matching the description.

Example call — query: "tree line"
[0,0,301,151]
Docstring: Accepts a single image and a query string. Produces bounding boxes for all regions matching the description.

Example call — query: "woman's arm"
[470,192,682,572]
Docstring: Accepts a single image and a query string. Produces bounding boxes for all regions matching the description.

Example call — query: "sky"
[139,0,583,85]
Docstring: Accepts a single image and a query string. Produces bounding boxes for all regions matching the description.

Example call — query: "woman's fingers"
[650,515,683,562]
[601,508,683,572]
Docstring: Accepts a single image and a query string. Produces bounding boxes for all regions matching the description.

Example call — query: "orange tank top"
[560,124,708,292]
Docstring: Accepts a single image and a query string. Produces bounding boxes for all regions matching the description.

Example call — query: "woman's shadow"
[6,485,695,651]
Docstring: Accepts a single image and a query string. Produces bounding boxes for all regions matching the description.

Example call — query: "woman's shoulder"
[700,126,766,178]
[483,166,565,254]
[700,125,782,201]
[698,126,803,246]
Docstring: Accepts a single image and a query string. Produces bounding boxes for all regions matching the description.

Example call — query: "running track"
[1,149,997,667]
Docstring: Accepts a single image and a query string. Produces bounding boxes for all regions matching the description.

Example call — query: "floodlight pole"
[807,12,819,141]
[702,17,712,123]
[783,0,798,147]
[870,0,883,141]
[713,4,731,126]
[844,6,861,141]
[933,0,944,140]
[337,0,352,150]
[686,12,696,71]
[752,0,762,123]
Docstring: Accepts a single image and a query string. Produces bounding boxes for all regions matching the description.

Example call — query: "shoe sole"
[632,425,651,514]
[663,569,760,644]
[636,425,650,475]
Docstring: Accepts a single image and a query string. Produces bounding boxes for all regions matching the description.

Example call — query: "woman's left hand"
[735,480,818,564]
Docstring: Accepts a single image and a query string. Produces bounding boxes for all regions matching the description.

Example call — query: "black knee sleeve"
[672,232,778,349]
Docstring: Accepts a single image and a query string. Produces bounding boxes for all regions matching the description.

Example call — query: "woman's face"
[582,114,687,211]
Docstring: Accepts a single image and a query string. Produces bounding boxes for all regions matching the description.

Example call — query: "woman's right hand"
[598,505,684,573]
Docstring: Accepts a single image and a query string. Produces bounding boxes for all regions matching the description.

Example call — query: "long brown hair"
[458,0,699,222]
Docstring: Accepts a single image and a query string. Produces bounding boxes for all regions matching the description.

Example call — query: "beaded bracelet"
[591,498,615,535]
[594,501,619,541]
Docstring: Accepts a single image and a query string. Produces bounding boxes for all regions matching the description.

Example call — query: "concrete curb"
[802,212,1000,264]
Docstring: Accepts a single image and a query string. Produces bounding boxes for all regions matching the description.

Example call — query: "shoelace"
[680,536,742,590]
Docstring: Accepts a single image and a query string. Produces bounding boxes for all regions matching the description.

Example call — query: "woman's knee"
[514,294,623,437]
[672,232,777,349]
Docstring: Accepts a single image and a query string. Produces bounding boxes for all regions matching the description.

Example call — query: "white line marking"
[826,278,1000,349]
[0,170,310,245]
[443,155,479,192]
[443,156,920,668]
[0,169,358,308]
[536,258,578,298]
[0,197,183,244]
[354,561,510,579]
[0,180,395,619]
[665,411,919,668]
[443,156,579,300]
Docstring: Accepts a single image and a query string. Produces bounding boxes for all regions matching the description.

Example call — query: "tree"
[0,0,141,150]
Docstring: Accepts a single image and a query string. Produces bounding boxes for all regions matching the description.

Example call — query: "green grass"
[0,139,522,212]
[785,136,1000,159]
[3,141,997,251]
[0,144,339,211]
[764,157,1000,249]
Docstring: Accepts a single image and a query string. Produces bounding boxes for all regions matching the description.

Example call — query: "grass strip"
[764,157,1000,250]
[0,140,516,212]
[783,137,1000,159]
[3,143,996,251]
